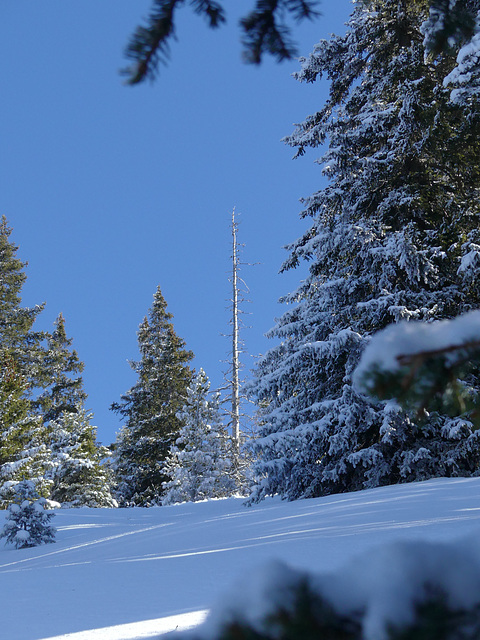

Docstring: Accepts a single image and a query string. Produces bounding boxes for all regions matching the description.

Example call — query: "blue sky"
[0,0,351,445]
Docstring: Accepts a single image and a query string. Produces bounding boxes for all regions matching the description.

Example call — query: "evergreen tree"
[0,354,51,506]
[41,315,115,507]
[36,313,86,422]
[112,286,194,506]
[249,0,480,501]
[162,369,235,504]
[0,219,112,506]
[0,218,53,503]
[0,216,45,389]
[0,480,56,549]
[48,408,116,507]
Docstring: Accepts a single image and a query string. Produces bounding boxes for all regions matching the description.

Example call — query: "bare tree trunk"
[231,208,240,451]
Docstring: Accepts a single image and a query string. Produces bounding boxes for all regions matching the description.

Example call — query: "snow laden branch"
[354,311,480,426]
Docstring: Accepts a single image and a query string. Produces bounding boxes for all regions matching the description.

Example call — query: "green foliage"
[123,0,478,85]
[0,353,51,505]
[112,286,194,505]
[423,0,477,58]
[36,313,86,423]
[40,315,115,507]
[389,588,480,640]
[0,218,113,506]
[193,582,480,640]
[48,409,116,508]
[362,341,480,428]
[123,0,319,84]
[0,480,56,549]
[0,216,45,387]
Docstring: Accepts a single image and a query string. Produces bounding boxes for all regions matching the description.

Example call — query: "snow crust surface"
[2,477,480,639]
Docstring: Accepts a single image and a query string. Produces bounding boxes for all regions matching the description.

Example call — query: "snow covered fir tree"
[41,314,115,508]
[112,286,194,506]
[249,0,480,501]
[0,353,51,506]
[0,218,52,505]
[0,218,114,508]
[162,369,235,505]
[0,480,55,549]
[47,407,116,508]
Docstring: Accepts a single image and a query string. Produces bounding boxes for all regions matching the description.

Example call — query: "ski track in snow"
[1,478,480,640]
[0,523,171,572]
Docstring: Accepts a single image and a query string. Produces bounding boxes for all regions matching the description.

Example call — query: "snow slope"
[2,477,480,640]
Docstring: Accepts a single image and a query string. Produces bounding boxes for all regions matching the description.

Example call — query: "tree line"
[0,217,114,508]
[0,218,246,507]
[2,0,480,510]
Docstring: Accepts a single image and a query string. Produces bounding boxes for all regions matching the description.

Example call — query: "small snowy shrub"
[0,480,56,549]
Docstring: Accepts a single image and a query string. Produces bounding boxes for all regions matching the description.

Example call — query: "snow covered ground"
[3,477,480,640]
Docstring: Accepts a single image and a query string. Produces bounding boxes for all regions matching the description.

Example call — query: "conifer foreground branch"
[355,314,480,427]
[123,0,478,84]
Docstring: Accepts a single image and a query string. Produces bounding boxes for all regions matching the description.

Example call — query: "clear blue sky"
[0,0,352,445]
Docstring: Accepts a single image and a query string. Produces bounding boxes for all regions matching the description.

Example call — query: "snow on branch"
[353,311,480,424]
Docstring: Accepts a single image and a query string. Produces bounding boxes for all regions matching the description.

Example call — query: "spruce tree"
[249,0,480,501]
[48,409,116,507]
[36,313,86,422]
[0,216,45,388]
[0,219,52,504]
[42,314,115,507]
[112,286,194,506]
[0,354,51,506]
[162,369,235,504]
[1,480,56,549]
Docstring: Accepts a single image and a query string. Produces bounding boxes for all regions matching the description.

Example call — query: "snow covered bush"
[0,480,56,549]
[178,535,480,640]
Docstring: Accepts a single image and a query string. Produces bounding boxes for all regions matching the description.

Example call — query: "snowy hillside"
[3,477,480,640]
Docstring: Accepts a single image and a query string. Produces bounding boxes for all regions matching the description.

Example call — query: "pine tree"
[36,313,86,422]
[0,354,51,506]
[41,315,115,507]
[0,218,54,503]
[249,0,480,501]
[0,219,112,506]
[0,213,52,500]
[162,369,235,504]
[0,480,56,549]
[48,409,116,507]
[0,216,45,389]
[112,286,194,506]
